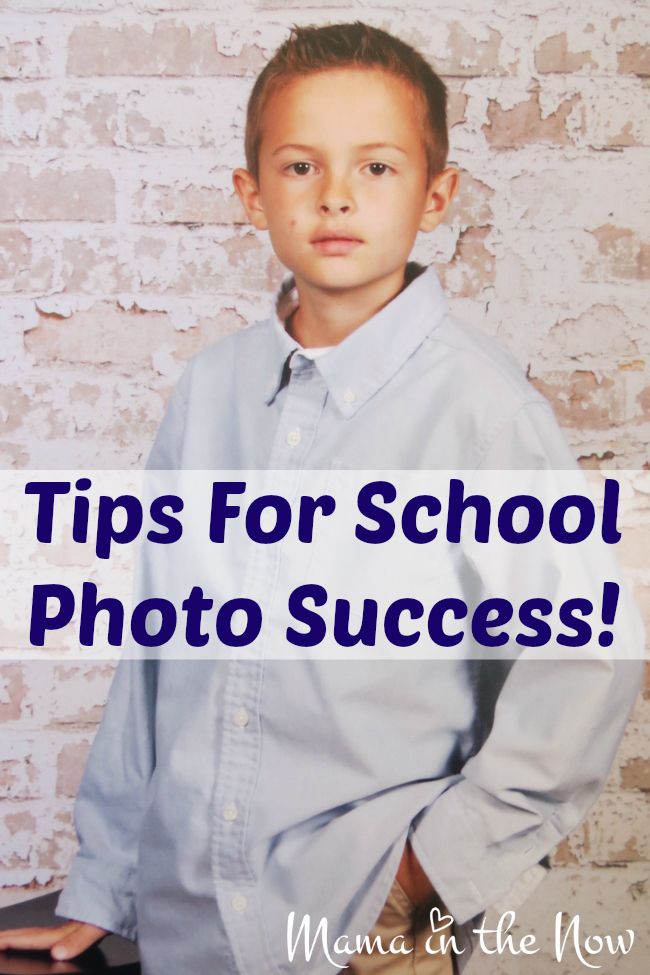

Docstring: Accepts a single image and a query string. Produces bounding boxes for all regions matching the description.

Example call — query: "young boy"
[0,21,643,975]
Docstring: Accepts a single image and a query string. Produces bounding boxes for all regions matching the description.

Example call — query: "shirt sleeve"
[409,399,645,926]
[54,658,158,939]
[55,366,192,937]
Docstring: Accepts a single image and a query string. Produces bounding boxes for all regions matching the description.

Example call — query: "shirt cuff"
[55,857,138,942]
[409,781,558,926]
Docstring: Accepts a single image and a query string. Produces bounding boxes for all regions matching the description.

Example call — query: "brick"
[586,225,650,281]
[0,803,76,881]
[551,836,580,866]
[535,32,597,73]
[0,745,39,800]
[483,91,581,148]
[0,229,31,287]
[130,175,241,225]
[22,299,236,371]
[617,43,650,77]
[549,305,641,360]
[67,22,263,77]
[33,811,77,875]
[0,22,57,80]
[617,523,650,572]
[427,22,513,77]
[0,386,33,437]
[446,87,468,129]
[507,159,644,233]
[48,663,113,726]
[0,228,56,292]
[0,666,28,723]
[0,163,115,221]
[438,226,495,298]
[0,442,29,468]
[0,86,118,149]
[55,741,90,798]
[61,236,135,292]
[0,89,46,145]
[637,383,650,427]
[620,757,650,791]
[132,229,270,292]
[124,82,242,149]
[25,301,171,370]
[586,792,650,863]
[529,370,622,430]
[4,382,163,469]
[447,172,494,228]
[252,0,350,7]
[4,811,36,836]
[0,761,22,799]
[579,80,650,148]
[550,792,650,865]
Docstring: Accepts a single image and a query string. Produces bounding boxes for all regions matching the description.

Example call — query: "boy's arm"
[409,399,645,926]
[55,365,192,938]
[54,654,158,939]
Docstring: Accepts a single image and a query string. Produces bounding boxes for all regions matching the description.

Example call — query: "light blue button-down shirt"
[56,262,643,975]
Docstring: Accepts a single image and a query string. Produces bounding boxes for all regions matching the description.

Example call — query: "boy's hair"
[245,21,448,186]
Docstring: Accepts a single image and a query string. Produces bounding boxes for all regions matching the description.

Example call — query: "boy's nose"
[319,200,352,213]
[318,176,354,213]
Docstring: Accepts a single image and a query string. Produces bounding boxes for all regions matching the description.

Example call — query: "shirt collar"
[265,261,448,418]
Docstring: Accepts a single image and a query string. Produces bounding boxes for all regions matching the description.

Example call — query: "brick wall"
[1,1,648,970]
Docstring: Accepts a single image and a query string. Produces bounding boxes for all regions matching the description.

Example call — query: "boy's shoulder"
[425,310,577,469]
[190,317,272,371]
[431,310,545,410]
[179,317,275,401]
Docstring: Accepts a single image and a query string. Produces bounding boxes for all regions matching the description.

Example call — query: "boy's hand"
[0,920,108,960]
[396,839,437,907]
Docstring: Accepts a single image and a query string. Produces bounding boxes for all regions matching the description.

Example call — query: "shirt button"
[233,707,250,728]
[286,428,301,447]
[231,893,248,912]
[343,388,356,404]
[222,802,239,822]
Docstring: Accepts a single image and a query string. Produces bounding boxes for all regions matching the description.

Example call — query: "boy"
[0,21,643,975]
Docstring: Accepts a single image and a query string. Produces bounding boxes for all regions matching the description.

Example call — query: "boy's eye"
[367,162,392,175]
[286,162,313,176]
[284,162,394,176]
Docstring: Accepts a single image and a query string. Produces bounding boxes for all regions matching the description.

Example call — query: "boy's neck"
[286,264,409,348]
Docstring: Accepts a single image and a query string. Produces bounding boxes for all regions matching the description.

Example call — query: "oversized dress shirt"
[56,262,644,975]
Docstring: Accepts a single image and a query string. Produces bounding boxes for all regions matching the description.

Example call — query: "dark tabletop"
[0,894,140,974]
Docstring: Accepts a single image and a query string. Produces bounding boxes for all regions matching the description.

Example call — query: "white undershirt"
[299,345,333,360]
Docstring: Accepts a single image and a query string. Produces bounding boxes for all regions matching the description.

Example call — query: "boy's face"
[234,67,457,297]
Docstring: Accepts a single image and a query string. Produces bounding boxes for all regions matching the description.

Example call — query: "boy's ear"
[419,166,460,233]
[232,168,268,231]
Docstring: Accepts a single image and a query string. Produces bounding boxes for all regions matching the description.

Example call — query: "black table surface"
[0,893,140,974]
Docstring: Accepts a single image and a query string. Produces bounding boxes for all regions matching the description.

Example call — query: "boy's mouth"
[311,232,363,256]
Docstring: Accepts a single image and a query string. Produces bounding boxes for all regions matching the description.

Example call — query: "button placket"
[222,801,239,822]
[233,707,249,728]
[211,356,327,975]
[231,893,248,913]
[270,358,324,469]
